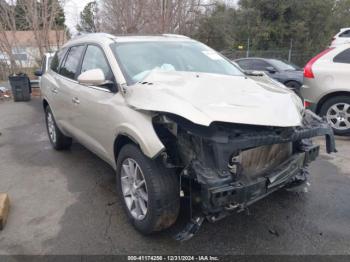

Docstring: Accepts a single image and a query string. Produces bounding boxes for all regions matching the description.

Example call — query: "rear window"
[50,48,67,73]
[333,48,350,64]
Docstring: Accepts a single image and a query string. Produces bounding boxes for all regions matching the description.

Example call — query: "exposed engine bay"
[152,110,336,239]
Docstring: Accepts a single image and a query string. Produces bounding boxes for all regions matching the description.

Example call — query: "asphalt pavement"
[1,97,350,255]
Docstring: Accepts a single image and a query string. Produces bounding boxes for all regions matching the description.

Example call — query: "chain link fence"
[221,49,314,67]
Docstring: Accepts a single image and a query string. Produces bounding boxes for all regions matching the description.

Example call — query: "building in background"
[0,30,66,68]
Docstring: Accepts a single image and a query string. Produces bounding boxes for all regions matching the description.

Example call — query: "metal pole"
[288,39,293,62]
[246,37,250,58]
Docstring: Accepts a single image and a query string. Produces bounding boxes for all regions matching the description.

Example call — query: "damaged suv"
[41,33,336,239]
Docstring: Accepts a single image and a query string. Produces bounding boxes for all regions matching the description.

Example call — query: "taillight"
[304,48,334,79]
[304,100,312,108]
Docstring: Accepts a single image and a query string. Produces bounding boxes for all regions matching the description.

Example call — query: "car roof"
[63,33,193,48]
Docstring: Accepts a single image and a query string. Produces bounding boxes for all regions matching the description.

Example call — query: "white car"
[39,33,335,239]
[301,43,350,135]
[331,28,350,47]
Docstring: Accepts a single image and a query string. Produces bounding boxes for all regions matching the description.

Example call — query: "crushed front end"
[153,110,336,225]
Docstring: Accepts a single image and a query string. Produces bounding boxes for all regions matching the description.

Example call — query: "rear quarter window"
[333,48,350,64]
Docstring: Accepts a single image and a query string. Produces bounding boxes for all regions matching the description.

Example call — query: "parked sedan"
[38,33,335,239]
[235,58,303,91]
[301,44,350,135]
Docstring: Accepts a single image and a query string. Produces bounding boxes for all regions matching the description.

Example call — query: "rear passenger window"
[333,48,350,64]
[80,45,113,81]
[50,48,67,73]
[59,45,85,79]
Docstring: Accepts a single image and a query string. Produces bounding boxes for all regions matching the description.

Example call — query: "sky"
[64,0,93,35]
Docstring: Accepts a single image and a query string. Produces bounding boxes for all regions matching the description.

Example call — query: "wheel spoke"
[139,189,148,202]
[124,196,133,209]
[138,197,147,215]
[344,119,350,128]
[135,179,145,189]
[134,197,142,218]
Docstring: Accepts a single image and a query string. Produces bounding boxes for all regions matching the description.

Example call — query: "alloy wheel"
[326,103,350,131]
[120,158,148,220]
[47,112,57,143]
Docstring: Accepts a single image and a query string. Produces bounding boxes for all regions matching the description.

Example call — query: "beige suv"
[41,33,336,239]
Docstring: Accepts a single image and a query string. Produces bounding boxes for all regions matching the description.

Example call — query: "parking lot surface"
[1,97,350,255]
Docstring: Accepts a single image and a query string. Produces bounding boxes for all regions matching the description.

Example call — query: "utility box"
[8,74,31,102]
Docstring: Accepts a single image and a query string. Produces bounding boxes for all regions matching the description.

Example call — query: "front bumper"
[178,110,336,220]
[205,145,319,220]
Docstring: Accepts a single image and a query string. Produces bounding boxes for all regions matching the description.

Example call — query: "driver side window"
[80,45,114,82]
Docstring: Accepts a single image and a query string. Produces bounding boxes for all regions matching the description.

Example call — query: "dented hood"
[125,71,304,127]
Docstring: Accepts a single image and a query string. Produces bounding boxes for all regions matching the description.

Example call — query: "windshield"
[110,41,243,85]
[268,59,300,71]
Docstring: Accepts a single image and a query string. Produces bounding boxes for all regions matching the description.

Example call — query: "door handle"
[51,88,58,94]
[72,97,80,104]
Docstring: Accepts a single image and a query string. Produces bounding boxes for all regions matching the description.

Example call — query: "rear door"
[69,44,121,162]
[52,45,86,134]
[332,48,350,90]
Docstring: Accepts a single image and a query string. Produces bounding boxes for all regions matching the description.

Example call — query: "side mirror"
[34,69,43,77]
[266,67,277,74]
[77,68,107,86]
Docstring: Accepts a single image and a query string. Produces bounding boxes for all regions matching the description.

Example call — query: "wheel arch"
[113,132,164,165]
[316,91,350,114]
[114,134,139,162]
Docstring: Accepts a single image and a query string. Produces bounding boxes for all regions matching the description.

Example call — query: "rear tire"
[45,106,72,150]
[319,96,350,136]
[116,144,180,234]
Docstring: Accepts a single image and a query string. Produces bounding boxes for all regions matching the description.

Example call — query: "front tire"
[319,96,350,136]
[45,106,72,150]
[116,144,180,234]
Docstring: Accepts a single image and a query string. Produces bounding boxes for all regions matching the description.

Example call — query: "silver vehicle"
[41,33,335,239]
[301,43,350,135]
[35,52,54,88]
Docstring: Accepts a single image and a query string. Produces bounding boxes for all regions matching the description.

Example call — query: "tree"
[193,0,350,65]
[100,0,208,35]
[76,1,99,33]
[0,0,67,73]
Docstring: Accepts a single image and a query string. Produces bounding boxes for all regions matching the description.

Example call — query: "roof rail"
[162,34,189,39]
